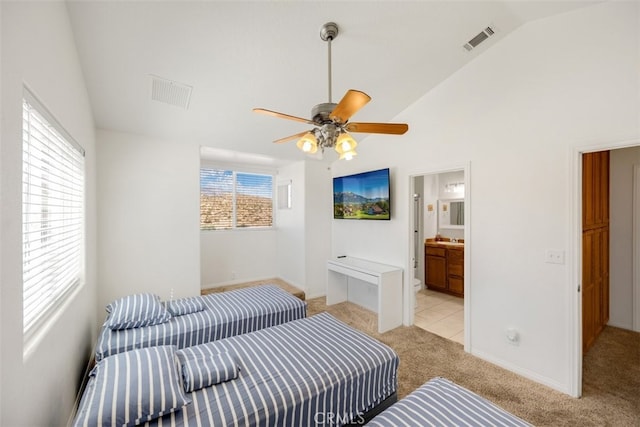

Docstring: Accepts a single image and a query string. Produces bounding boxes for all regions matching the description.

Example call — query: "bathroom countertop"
[425,238,464,247]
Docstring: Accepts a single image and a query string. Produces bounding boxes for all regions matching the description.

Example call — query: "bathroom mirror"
[438,199,464,229]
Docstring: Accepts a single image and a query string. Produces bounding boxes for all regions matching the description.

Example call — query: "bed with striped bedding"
[95,285,307,361]
[367,377,532,427]
[76,312,399,426]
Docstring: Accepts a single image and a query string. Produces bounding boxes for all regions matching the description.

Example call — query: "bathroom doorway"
[409,165,470,349]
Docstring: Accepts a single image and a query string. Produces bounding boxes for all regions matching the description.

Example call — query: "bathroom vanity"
[425,239,464,297]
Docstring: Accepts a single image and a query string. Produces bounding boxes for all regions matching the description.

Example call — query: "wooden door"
[582,151,610,353]
[425,246,447,292]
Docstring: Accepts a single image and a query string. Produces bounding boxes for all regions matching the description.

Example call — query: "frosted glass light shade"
[296,133,318,154]
[339,149,357,160]
[334,132,357,154]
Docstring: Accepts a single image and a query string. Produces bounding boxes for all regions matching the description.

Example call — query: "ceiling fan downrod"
[252,20,408,160]
[320,22,339,104]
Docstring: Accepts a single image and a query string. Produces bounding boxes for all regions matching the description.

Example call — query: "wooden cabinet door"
[582,229,597,351]
[426,254,447,291]
[425,244,465,297]
[602,229,610,326]
[447,248,464,297]
[448,277,464,295]
[582,151,609,353]
[583,151,610,227]
[447,248,464,276]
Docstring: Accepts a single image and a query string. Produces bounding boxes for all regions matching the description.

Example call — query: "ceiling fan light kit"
[334,133,357,159]
[296,132,319,154]
[253,22,408,160]
[338,150,357,161]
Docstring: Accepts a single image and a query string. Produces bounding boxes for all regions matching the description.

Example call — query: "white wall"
[438,171,465,200]
[609,146,640,330]
[275,160,332,298]
[202,229,278,287]
[331,1,639,395]
[96,130,200,313]
[0,2,97,425]
[423,174,438,244]
[276,161,306,289]
[0,3,4,421]
[95,132,308,299]
[303,161,332,298]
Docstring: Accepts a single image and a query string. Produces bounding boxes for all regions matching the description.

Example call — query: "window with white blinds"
[22,89,85,341]
[200,168,273,230]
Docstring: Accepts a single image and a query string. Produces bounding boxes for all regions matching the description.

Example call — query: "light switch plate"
[545,249,565,264]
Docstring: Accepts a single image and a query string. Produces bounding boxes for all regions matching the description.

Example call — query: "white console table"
[326,256,403,333]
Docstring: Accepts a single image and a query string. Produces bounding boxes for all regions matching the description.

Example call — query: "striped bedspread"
[144,312,399,426]
[368,377,532,427]
[95,285,307,361]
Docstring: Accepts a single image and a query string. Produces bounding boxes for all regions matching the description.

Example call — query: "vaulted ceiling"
[66,1,597,164]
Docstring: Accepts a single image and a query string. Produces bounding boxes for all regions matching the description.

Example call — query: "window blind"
[200,169,234,230]
[22,90,85,340]
[200,168,273,230]
[236,172,273,228]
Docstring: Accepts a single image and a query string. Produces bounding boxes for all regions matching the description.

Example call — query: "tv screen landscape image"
[333,168,390,220]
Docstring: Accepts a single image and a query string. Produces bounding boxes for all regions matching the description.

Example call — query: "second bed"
[95,285,307,361]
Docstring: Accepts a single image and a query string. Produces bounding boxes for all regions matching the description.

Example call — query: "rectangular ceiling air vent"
[463,26,495,52]
[150,75,193,109]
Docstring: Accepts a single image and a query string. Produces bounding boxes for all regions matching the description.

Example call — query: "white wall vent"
[463,26,495,52]
[150,75,193,109]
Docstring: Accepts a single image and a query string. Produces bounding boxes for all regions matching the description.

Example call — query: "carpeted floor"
[202,280,639,425]
[306,297,640,427]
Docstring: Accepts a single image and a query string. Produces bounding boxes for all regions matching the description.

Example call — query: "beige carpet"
[306,297,640,427]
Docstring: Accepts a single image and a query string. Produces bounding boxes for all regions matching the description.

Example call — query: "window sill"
[200,227,275,232]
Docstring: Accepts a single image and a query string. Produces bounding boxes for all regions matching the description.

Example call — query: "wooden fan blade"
[329,90,371,123]
[253,108,314,125]
[273,130,312,144]
[346,122,409,135]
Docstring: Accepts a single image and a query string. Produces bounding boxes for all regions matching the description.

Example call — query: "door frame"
[570,139,640,397]
[407,162,471,352]
[633,164,640,332]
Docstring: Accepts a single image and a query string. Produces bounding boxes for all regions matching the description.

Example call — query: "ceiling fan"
[253,22,409,160]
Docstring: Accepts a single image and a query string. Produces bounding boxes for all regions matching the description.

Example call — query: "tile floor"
[414,288,464,344]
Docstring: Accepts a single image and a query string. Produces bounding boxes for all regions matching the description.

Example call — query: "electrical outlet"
[231,271,236,280]
[545,249,565,264]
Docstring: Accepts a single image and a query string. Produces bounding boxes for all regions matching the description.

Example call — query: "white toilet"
[413,277,422,292]
[413,277,422,310]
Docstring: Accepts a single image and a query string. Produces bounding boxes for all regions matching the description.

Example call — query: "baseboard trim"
[305,291,326,300]
[471,348,570,396]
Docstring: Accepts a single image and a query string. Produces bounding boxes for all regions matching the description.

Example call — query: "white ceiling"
[66,1,597,165]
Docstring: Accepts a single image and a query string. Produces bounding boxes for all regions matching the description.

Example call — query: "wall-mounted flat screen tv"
[333,168,390,220]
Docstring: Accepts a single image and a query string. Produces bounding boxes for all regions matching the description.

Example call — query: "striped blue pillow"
[176,347,239,392]
[73,346,191,427]
[105,293,171,330]
[165,296,206,316]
